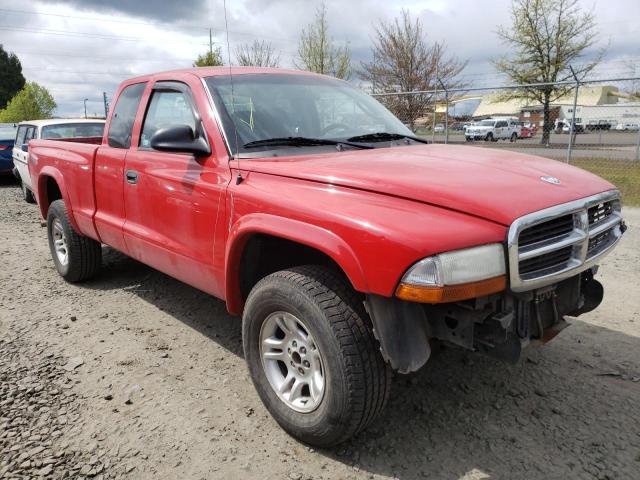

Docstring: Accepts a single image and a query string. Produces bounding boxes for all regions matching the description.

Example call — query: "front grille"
[519,214,574,248]
[520,245,573,276]
[508,192,623,292]
[587,230,612,258]
[588,201,614,226]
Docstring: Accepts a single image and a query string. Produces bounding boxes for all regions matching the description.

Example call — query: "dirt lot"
[1,177,639,480]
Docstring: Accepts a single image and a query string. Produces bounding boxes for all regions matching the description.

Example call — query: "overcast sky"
[0,0,638,117]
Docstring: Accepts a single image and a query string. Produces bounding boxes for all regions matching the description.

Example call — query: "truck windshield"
[205,74,413,154]
[479,120,496,126]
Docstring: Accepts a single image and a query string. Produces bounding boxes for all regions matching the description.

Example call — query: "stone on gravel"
[63,357,84,372]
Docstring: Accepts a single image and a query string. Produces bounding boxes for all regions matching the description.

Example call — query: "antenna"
[223,0,243,184]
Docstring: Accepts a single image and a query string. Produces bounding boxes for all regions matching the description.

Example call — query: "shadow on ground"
[76,246,640,479]
[0,175,18,187]
[79,246,244,357]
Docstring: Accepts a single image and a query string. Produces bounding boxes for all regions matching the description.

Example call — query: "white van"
[13,119,105,202]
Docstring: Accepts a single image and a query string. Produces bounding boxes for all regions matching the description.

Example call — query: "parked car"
[519,122,538,138]
[561,121,585,134]
[13,119,105,202]
[465,117,521,142]
[433,123,445,133]
[585,120,612,131]
[29,67,626,447]
[0,124,17,174]
[614,122,640,131]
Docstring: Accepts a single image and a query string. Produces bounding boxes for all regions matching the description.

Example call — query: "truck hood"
[243,144,615,226]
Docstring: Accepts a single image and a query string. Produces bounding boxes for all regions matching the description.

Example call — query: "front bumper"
[368,269,602,373]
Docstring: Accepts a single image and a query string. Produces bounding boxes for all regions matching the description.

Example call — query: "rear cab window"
[108,82,147,148]
[15,125,31,146]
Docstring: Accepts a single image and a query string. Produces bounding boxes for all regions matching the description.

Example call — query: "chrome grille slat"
[508,191,623,292]
[518,230,586,260]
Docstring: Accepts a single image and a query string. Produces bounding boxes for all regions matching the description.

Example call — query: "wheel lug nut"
[292,340,297,347]
[299,346,306,354]
[298,367,305,375]
[287,348,291,354]
[303,360,310,368]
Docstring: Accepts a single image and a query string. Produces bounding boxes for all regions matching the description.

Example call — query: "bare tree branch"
[360,10,467,128]
[235,40,280,68]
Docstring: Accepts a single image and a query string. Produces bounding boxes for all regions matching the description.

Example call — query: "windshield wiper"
[243,137,373,149]
[346,132,430,144]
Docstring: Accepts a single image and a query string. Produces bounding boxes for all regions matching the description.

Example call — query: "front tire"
[243,265,391,447]
[47,199,101,282]
[485,133,494,142]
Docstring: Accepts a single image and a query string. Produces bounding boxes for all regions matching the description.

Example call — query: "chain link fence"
[371,76,640,206]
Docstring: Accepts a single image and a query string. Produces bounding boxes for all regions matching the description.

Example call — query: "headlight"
[396,244,506,303]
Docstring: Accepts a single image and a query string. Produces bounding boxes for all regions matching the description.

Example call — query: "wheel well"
[42,176,62,214]
[238,234,346,300]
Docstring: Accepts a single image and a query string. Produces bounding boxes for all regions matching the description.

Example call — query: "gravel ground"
[1,176,639,480]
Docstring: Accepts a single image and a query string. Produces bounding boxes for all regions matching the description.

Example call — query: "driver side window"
[140,90,196,149]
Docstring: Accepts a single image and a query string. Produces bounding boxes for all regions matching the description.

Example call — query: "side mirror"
[21,143,28,152]
[150,124,211,157]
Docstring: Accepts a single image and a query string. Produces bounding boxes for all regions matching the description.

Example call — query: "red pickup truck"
[29,67,625,446]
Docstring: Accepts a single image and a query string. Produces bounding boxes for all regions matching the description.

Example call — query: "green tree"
[0,82,56,123]
[193,47,224,67]
[494,0,603,144]
[295,3,351,79]
[0,45,26,109]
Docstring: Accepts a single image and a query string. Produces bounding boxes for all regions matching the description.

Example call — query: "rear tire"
[22,182,36,204]
[485,133,495,142]
[243,265,391,447]
[47,199,101,282]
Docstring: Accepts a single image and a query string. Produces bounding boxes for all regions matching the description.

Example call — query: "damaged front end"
[366,191,625,374]
[366,268,603,373]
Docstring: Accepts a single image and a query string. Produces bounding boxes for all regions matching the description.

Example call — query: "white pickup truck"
[465,117,521,142]
[13,119,105,202]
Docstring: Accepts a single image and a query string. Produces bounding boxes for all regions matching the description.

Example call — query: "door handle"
[125,170,138,184]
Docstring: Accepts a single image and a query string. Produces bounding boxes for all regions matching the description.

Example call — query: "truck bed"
[29,139,102,240]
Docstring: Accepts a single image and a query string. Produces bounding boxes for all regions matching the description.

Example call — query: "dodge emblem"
[541,175,561,185]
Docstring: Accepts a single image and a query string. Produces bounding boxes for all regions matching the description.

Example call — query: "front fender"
[224,213,368,315]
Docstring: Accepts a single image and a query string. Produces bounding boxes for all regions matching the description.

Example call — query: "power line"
[0,7,293,43]
[8,50,194,63]
[0,25,206,45]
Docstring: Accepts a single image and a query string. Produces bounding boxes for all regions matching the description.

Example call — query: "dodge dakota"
[29,67,626,446]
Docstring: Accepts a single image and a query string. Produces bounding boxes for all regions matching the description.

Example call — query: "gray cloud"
[1,0,637,116]
[42,0,209,23]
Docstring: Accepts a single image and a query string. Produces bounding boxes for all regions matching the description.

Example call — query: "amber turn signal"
[395,275,507,303]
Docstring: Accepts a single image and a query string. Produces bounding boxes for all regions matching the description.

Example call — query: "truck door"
[13,125,35,189]
[93,82,147,253]
[122,80,228,298]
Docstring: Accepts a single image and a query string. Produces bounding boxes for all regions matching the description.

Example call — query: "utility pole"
[209,28,213,60]
[83,98,88,119]
[103,92,109,118]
